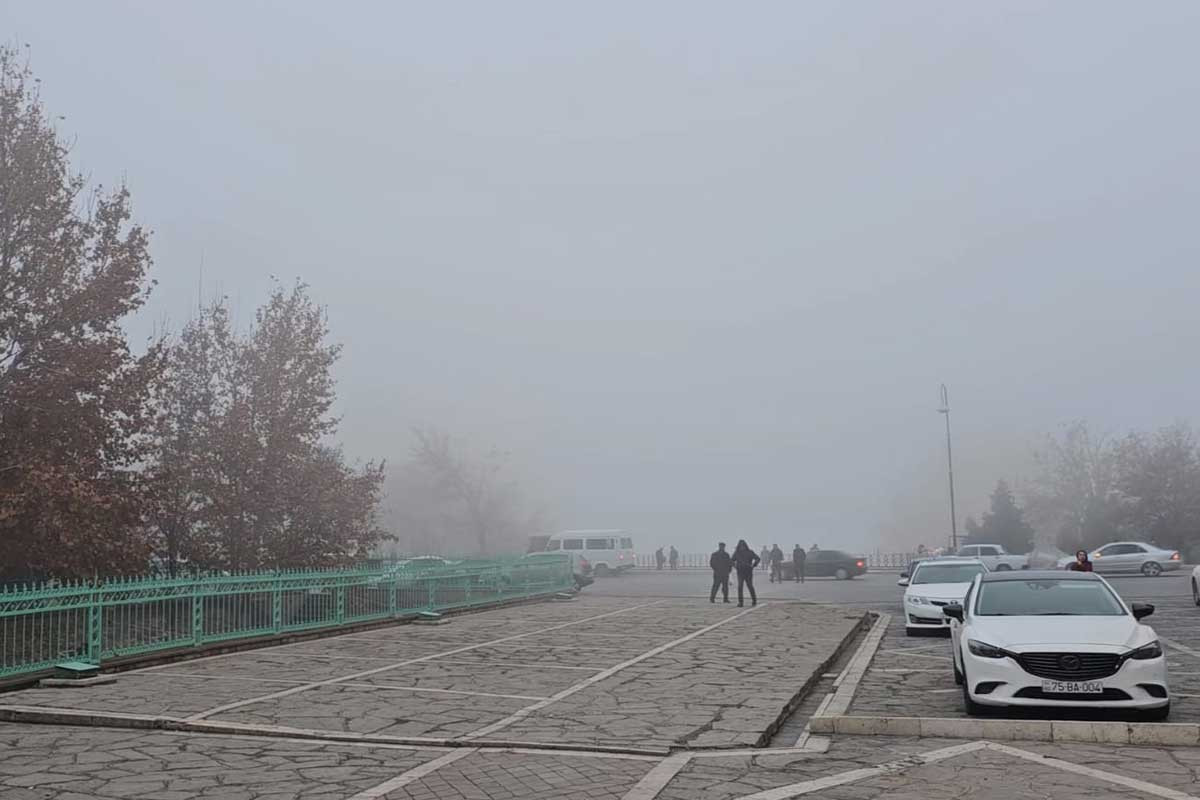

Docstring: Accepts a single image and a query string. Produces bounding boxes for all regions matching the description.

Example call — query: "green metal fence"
[0,556,574,679]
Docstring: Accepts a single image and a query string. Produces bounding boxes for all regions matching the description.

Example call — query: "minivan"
[543,530,636,576]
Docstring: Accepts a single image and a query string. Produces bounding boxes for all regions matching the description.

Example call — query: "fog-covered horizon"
[8,1,1200,553]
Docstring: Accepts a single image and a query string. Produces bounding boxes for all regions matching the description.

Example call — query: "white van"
[544,530,636,576]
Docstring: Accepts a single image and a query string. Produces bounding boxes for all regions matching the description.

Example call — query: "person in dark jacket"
[732,540,761,606]
[768,545,784,583]
[655,547,666,570]
[669,546,679,570]
[1068,549,1094,572]
[709,542,733,603]
[792,544,806,583]
[759,546,770,571]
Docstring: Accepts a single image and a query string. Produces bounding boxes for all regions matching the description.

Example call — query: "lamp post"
[937,384,958,551]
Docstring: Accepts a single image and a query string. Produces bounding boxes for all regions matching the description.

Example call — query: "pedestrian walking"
[759,546,770,572]
[769,544,784,583]
[669,546,679,571]
[709,542,733,603]
[655,547,666,570]
[733,540,761,606]
[1068,549,1094,572]
[792,544,806,583]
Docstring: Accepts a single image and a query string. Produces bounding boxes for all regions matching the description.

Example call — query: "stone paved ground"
[4,574,1200,799]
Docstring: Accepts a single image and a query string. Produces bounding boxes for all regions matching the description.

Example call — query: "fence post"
[426,576,435,610]
[335,576,346,625]
[86,582,103,665]
[272,573,282,634]
[192,577,204,647]
[388,575,397,617]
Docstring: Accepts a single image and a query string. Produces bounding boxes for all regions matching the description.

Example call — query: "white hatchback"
[944,570,1169,719]
[900,558,988,636]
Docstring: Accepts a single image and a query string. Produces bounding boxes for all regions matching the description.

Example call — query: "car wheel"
[1142,561,1163,577]
[1193,579,1200,607]
[594,564,611,577]
[960,660,986,716]
[835,568,849,580]
[1142,703,1170,722]
[995,564,1012,571]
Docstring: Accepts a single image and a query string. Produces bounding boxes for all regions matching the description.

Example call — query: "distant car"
[521,551,593,589]
[944,570,1168,719]
[901,558,988,636]
[782,550,867,581]
[1056,542,1181,577]
[954,544,1027,571]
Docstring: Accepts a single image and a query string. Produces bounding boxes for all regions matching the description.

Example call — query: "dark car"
[780,550,868,580]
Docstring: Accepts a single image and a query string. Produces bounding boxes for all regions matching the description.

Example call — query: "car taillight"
[1171,552,1181,560]
[618,553,624,559]
[856,560,864,568]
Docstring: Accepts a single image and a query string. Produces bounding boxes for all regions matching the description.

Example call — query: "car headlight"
[967,639,1007,658]
[1127,641,1163,660]
[906,595,928,605]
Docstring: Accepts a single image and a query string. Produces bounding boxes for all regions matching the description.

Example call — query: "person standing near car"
[769,544,784,583]
[733,540,761,606]
[709,542,733,603]
[792,544,806,583]
[1068,549,1094,572]
[669,546,679,570]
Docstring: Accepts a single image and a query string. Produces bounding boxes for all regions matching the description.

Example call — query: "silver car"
[1058,541,1182,577]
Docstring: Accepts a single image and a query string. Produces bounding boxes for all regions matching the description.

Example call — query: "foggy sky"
[7,2,1200,552]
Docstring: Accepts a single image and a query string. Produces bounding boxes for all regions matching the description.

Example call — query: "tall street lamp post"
[937,384,958,551]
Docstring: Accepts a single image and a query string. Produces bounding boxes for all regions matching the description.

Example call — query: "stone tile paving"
[495,604,866,749]
[217,683,534,737]
[381,750,649,800]
[0,723,443,800]
[5,673,287,717]
[662,734,1200,800]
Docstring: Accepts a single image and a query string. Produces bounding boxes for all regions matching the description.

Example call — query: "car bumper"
[963,649,1169,709]
[906,604,953,629]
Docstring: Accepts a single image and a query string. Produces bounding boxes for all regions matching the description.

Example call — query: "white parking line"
[621,752,693,800]
[183,601,663,721]
[1162,637,1200,659]
[345,748,478,800]
[876,649,950,661]
[736,741,1200,800]
[462,604,768,740]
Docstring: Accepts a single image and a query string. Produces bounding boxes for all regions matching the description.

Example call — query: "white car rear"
[901,558,988,635]
[1056,541,1181,576]
[945,570,1168,718]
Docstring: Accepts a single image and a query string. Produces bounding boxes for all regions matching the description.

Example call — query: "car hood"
[970,616,1154,652]
[907,582,973,599]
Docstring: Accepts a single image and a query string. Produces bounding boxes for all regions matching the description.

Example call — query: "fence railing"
[0,557,573,680]
[635,551,918,570]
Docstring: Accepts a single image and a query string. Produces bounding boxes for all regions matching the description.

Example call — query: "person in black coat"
[792,544,806,583]
[731,539,761,606]
[709,542,733,603]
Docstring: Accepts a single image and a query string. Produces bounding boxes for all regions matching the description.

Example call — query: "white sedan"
[1055,541,1181,576]
[944,570,1169,719]
[900,558,988,636]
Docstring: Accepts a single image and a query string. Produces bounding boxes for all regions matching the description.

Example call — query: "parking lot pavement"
[0,723,446,799]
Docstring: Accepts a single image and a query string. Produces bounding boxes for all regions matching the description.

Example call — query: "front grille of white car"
[1015,652,1122,681]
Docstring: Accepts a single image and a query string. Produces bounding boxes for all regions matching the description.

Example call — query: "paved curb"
[0,704,673,757]
[808,713,1200,746]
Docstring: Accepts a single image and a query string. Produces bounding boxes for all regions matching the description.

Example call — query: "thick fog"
[8,2,1200,553]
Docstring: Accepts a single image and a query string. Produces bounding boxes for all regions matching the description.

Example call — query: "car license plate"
[1041,679,1103,694]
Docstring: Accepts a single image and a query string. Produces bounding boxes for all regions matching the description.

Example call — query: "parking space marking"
[345,747,479,800]
[1162,636,1200,659]
[737,740,989,799]
[621,751,693,800]
[184,601,663,721]
[734,740,1200,800]
[462,603,769,740]
[876,648,950,661]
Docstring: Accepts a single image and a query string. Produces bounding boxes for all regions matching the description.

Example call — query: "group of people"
[706,541,814,606]
[654,546,679,570]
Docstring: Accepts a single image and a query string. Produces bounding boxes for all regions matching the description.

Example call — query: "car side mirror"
[897,578,910,587]
[943,603,964,622]
[1131,602,1155,620]
[900,571,909,579]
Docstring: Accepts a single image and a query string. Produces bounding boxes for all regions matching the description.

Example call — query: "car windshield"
[912,564,985,584]
[976,579,1126,616]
